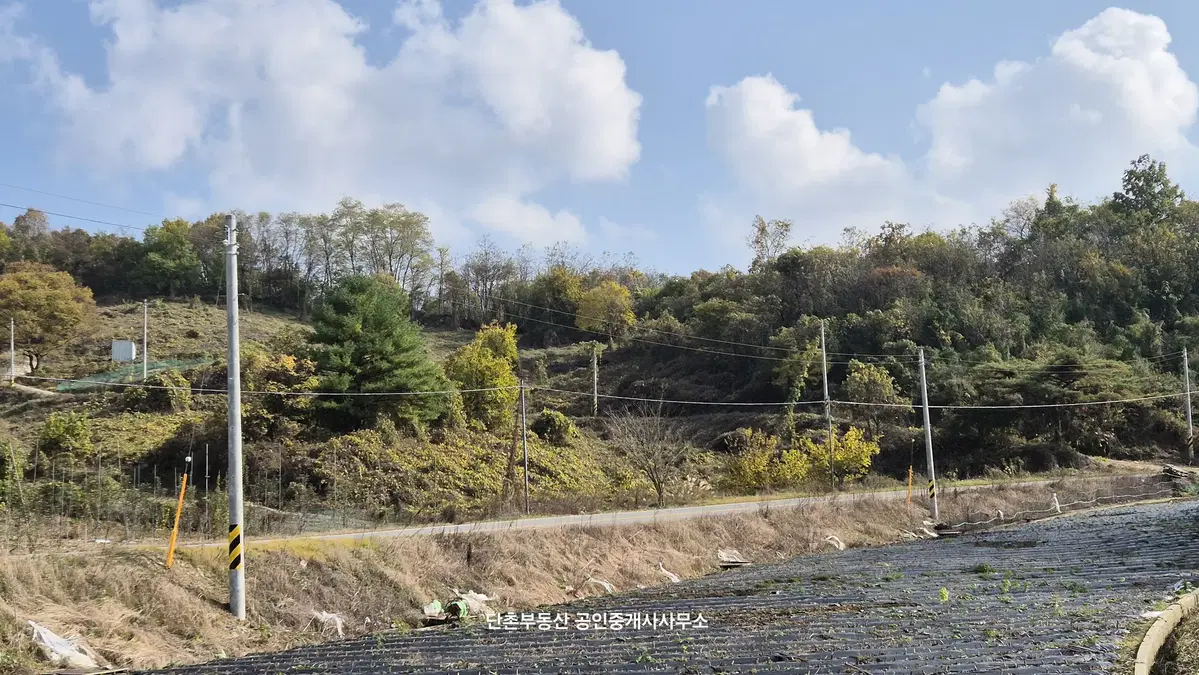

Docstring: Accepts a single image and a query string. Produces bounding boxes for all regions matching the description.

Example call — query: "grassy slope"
[1,301,308,453]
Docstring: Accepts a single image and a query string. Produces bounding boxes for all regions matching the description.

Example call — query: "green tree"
[0,262,96,373]
[522,264,583,344]
[142,218,203,297]
[1112,154,1184,225]
[309,275,449,430]
[576,280,635,337]
[843,360,912,439]
[802,426,881,488]
[444,325,520,431]
[747,215,792,270]
[10,208,48,262]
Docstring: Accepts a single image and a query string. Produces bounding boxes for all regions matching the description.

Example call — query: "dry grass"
[1148,610,1199,674]
[0,475,1164,674]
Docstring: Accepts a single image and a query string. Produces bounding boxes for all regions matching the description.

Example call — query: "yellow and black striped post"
[928,479,936,501]
[228,523,243,572]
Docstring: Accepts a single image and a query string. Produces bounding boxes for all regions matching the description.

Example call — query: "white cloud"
[597,216,656,243]
[0,0,641,244]
[705,7,1199,245]
[470,195,585,243]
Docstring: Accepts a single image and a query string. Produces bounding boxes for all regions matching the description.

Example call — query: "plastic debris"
[717,549,750,568]
[1141,611,1163,619]
[445,599,469,619]
[657,561,681,583]
[452,589,493,615]
[824,535,846,551]
[299,559,308,569]
[585,577,615,593]
[28,621,105,670]
[422,599,443,618]
[313,611,345,638]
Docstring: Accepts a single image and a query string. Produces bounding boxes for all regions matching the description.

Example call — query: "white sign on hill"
[111,340,137,363]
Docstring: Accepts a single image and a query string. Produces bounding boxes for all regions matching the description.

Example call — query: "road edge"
[1134,588,1199,674]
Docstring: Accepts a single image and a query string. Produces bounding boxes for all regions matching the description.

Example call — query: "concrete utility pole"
[9,317,14,385]
[820,321,834,478]
[225,214,246,620]
[1185,347,1194,465]
[142,299,149,380]
[918,348,939,522]
[204,443,210,538]
[592,344,599,417]
[520,380,530,515]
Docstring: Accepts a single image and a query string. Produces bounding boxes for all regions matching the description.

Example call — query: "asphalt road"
[151,498,1199,674]
[239,477,1110,546]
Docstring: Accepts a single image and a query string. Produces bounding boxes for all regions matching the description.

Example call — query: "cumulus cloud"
[706,7,1199,243]
[470,195,586,244]
[0,0,641,244]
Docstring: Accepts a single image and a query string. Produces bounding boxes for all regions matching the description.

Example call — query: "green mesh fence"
[55,358,214,392]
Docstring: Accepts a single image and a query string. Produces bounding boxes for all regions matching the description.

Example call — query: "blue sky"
[2,1,1198,275]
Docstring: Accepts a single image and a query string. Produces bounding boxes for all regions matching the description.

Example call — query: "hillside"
[0,154,1195,563]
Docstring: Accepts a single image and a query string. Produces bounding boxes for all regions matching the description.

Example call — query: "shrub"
[724,427,810,493]
[39,411,93,458]
[123,369,192,413]
[802,426,881,488]
[530,409,578,446]
[444,327,520,432]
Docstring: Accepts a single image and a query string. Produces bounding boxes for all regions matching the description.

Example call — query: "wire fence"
[52,358,213,392]
[944,476,1180,531]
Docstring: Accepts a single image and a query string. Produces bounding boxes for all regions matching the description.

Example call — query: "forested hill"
[3,153,1199,475]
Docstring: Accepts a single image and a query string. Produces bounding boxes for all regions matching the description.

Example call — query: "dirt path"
[149,499,1198,674]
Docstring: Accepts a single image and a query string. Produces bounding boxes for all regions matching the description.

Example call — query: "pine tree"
[309,275,449,430]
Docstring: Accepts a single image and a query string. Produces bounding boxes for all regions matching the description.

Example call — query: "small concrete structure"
[111,340,137,363]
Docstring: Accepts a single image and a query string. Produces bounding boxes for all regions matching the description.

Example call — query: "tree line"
[4,154,1199,476]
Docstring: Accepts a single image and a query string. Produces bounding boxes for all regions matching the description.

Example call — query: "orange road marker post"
[165,455,192,569]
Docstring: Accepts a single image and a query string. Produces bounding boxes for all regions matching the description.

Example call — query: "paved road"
[151,498,1199,674]
[235,477,1105,546]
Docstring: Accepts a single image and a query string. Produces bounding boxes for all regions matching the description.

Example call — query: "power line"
[461,293,1182,370]
[831,391,1186,410]
[0,182,164,218]
[0,202,147,233]
[536,386,821,408]
[536,384,1189,410]
[16,374,517,397]
[16,374,1189,410]
[450,297,792,362]
[476,291,797,354]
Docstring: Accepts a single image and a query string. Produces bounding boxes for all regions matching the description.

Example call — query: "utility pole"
[520,380,530,515]
[820,321,834,479]
[919,348,938,522]
[1185,347,1194,465]
[142,299,149,380]
[204,443,210,537]
[225,213,246,620]
[9,317,14,385]
[592,344,599,417]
